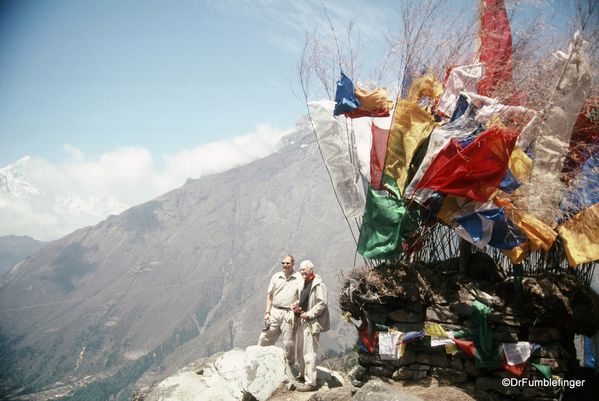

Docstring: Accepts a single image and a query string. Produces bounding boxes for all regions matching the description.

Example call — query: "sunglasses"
[282,262,292,265]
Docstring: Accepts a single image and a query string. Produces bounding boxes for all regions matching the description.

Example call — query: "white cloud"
[0,124,294,241]
[162,123,292,185]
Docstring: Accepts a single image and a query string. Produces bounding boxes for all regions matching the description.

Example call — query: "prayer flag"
[415,126,518,202]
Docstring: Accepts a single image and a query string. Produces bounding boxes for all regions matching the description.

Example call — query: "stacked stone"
[353,297,567,401]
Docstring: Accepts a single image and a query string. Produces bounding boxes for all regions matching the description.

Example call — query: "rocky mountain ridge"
[0,235,49,277]
[0,121,361,399]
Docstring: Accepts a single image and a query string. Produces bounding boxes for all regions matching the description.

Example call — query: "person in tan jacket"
[294,260,330,392]
[258,254,301,366]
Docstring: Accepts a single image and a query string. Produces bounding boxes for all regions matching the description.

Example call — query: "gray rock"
[316,366,348,388]
[141,350,244,401]
[387,348,417,367]
[354,365,367,381]
[449,301,473,318]
[388,309,422,323]
[388,322,425,333]
[425,306,460,324]
[449,359,464,371]
[392,367,413,380]
[358,353,384,367]
[493,332,518,342]
[310,386,353,401]
[351,380,424,401]
[368,366,393,378]
[476,377,521,396]
[412,370,427,380]
[416,352,449,367]
[487,314,533,326]
[464,360,481,377]
[532,346,562,358]
[241,345,294,400]
[408,363,430,371]
[431,367,467,383]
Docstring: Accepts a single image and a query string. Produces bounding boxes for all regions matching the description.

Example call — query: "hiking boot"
[296,383,317,392]
[294,375,305,383]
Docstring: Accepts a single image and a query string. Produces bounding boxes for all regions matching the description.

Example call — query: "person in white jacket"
[294,260,330,392]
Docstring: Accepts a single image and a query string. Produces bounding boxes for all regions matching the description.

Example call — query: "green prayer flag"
[357,186,419,259]
[474,343,500,368]
[470,300,495,357]
[531,363,552,380]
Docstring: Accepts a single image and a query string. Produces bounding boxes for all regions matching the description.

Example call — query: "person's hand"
[264,312,270,322]
[300,312,308,320]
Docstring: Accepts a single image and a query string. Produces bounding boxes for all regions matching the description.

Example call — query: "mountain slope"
[0,125,362,397]
[0,235,49,277]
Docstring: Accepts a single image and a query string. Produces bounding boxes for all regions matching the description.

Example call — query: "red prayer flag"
[453,338,476,358]
[500,354,527,377]
[370,124,390,189]
[344,108,391,119]
[415,126,518,202]
[358,322,379,353]
[478,0,515,99]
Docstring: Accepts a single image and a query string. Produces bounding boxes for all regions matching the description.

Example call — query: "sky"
[0,0,405,240]
[0,0,582,241]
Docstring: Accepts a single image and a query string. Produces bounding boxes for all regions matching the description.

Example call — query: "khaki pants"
[297,320,319,387]
[258,308,296,365]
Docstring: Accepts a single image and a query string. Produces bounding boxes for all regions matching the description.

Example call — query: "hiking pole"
[305,320,333,372]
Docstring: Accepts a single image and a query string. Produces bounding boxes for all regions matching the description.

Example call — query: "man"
[294,260,330,392]
[258,254,301,366]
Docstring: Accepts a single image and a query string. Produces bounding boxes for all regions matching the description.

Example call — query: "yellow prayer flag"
[356,87,394,111]
[383,100,436,195]
[406,73,443,102]
[558,203,599,266]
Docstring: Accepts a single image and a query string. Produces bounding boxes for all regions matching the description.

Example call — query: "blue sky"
[0,0,314,169]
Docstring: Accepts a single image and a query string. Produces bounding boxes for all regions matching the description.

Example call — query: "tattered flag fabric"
[405,73,443,103]
[415,125,518,202]
[344,108,391,118]
[405,97,481,204]
[437,63,483,118]
[454,208,527,250]
[379,331,402,360]
[500,342,531,366]
[356,87,394,112]
[370,124,390,190]
[477,0,515,99]
[309,100,365,218]
[333,71,360,116]
[558,202,599,267]
[525,34,592,223]
[383,100,437,196]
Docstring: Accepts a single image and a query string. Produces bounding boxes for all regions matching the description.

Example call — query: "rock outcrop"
[134,346,295,401]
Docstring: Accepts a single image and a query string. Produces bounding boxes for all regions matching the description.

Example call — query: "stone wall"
[340,260,599,400]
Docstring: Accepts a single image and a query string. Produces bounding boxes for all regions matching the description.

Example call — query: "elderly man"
[258,254,301,366]
[294,260,330,392]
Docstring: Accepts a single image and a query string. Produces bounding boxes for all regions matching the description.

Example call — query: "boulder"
[241,345,295,400]
[141,354,242,401]
[138,346,294,401]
